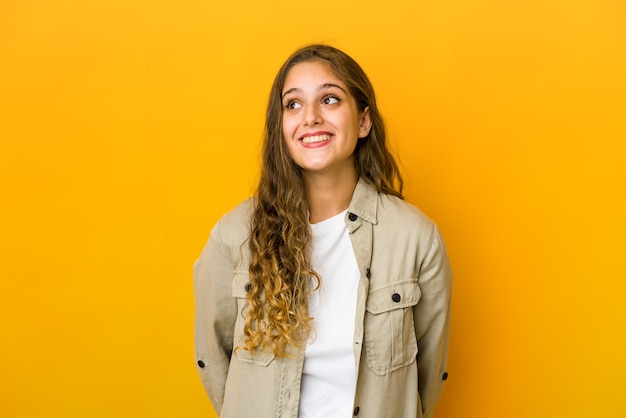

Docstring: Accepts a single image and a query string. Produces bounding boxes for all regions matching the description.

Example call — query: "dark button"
[365,268,371,279]
[392,293,401,303]
[442,372,449,381]
[197,360,205,368]
[348,212,358,221]
[244,283,253,292]
[353,406,360,415]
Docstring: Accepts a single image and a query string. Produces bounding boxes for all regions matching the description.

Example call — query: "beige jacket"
[194,179,452,418]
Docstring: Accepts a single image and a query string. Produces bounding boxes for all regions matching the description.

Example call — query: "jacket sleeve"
[194,220,239,413]
[413,226,452,418]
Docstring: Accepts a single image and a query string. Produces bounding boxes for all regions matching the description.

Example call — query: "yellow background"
[1,0,625,417]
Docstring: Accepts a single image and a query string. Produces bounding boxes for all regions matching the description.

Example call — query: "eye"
[322,96,340,105]
[285,100,301,110]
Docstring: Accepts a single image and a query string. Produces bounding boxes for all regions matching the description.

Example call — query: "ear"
[358,106,372,139]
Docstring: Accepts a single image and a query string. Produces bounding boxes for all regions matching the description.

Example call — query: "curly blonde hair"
[243,44,403,356]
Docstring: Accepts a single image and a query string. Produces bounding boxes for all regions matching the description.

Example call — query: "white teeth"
[302,134,331,143]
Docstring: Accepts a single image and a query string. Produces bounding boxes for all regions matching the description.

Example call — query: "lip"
[299,131,334,148]
[300,130,333,139]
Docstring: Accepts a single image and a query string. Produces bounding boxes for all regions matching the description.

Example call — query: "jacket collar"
[347,178,378,225]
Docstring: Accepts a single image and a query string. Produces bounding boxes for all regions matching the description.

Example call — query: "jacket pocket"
[364,278,421,375]
[231,271,275,367]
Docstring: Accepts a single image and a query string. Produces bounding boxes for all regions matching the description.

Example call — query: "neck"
[304,168,358,224]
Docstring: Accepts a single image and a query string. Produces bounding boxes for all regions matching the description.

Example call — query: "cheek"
[281,120,297,153]
[282,115,297,136]
[331,110,354,130]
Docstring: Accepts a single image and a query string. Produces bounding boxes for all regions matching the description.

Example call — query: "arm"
[194,220,239,413]
[414,227,453,418]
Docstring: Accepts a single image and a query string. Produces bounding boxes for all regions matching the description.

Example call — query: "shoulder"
[377,193,437,236]
[210,198,254,247]
[374,194,449,274]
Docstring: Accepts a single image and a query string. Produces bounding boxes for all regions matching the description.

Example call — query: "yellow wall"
[1,1,625,416]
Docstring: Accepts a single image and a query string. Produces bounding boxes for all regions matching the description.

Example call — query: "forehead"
[282,61,346,93]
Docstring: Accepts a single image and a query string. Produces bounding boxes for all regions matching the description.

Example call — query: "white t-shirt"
[298,210,360,418]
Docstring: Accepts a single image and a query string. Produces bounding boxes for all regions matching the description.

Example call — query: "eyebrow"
[281,83,347,100]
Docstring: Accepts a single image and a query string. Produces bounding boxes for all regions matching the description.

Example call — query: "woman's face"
[281,61,370,178]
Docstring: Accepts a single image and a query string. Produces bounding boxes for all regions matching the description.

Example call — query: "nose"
[303,103,322,126]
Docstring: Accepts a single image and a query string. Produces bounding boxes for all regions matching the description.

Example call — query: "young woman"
[194,44,452,418]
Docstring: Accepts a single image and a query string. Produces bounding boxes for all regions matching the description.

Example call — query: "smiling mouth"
[301,134,331,144]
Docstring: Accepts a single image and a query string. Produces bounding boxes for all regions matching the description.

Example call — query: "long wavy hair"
[242,44,404,356]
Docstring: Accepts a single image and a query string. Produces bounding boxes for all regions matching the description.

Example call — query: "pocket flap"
[235,348,275,367]
[366,278,421,314]
[232,270,251,298]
